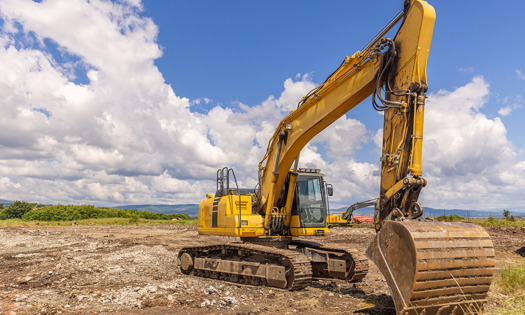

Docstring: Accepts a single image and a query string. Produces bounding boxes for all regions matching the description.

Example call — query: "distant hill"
[2,197,522,219]
[330,206,525,218]
[424,207,525,219]
[0,199,13,206]
[113,204,199,216]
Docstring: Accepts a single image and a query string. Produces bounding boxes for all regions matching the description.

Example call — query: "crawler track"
[290,239,368,282]
[178,243,312,290]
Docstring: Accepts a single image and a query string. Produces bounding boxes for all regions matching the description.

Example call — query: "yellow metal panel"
[288,215,328,236]
[290,227,328,237]
[289,215,301,228]
[198,193,265,237]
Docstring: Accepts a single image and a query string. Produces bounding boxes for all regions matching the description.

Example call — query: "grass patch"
[0,218,198,227]
[500,261,525,294]
[434,214,525,227]
[490,297,525,315]
[471,217,525,227]
[486,260,525,315]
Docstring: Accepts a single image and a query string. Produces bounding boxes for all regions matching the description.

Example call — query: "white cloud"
[192,97,212,106]
[373,129,383,151]
[363,76,525,210]
[0,0,221,204]
[516,69,525,80]
[498,106,513,117]
[118,0,142,9]
[0,176,21,189]
[458,67,474,73]
[310,117,367,159]
[498,103,522,117]
[420,76,525,209]
[0,0,356,206]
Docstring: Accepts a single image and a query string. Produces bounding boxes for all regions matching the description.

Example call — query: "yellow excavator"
[179,1,495,313]
[328,199,376,225]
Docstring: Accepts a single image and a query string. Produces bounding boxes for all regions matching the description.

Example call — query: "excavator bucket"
[367,221,495,315]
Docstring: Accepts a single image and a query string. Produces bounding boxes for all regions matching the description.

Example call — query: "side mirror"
[206,193,213,199]
[326,184,333,197]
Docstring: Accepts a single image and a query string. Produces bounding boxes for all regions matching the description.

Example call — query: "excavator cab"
[276,168,331,236]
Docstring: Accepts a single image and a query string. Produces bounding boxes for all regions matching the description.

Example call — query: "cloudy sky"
[0,0,524,212]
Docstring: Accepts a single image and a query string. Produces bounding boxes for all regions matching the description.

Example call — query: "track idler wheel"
[179,252,194,274]
[367,221,495,315]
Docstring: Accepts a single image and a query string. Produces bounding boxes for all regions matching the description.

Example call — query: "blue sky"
[147,0,525,155]
[0,0,524,212]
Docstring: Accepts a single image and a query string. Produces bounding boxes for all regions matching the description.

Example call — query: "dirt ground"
[1,223,523,314]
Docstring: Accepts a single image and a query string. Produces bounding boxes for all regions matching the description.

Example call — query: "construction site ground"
[1,223,523,314]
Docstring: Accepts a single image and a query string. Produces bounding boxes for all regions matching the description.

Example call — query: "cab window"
[295,175,326,227]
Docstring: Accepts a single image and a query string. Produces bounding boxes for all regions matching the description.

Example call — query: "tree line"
[0,201,190,221]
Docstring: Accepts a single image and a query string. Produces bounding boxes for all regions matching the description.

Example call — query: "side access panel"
[198,195,265,237]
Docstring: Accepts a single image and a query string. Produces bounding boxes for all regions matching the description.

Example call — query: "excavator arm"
[256,0,434,230]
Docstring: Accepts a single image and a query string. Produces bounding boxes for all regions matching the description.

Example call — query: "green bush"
[435,214,464,222]
[20,204,190,222]
[449,214,464,221]
[0,201,34,219]
[129,214,139,223]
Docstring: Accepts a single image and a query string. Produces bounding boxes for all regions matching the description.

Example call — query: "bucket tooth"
[367,221,495,315]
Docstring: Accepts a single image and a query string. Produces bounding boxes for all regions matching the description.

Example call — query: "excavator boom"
[255,0,436,228]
